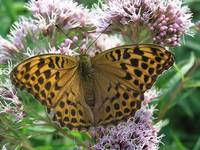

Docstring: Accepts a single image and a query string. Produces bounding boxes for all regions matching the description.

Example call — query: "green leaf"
[171,132,187,150]
[2,0,17,22]
[159,52,196,110]
[170,52,195,84]
[185,80,200,88]
[35,146,54,150]
[178,95,194,118]
[193,137,200,150]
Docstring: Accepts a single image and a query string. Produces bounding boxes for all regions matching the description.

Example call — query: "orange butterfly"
[11,44,174,130]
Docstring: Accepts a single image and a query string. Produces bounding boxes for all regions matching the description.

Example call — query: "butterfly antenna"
[55,25,81,49]
[86,24,111,52]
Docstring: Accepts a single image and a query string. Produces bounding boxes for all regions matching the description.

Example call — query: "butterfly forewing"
[92,44,174,93]
[10,54,93,130]
[92,44,174,126]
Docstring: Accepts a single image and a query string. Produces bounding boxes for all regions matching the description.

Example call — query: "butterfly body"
[10,44,174,130]
[79,54,93,80]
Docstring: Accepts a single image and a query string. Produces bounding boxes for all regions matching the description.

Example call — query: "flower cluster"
[26,0,90,33]
[9,17,39,50]
[0,0,90,63]
[49,37,80,55]
[0,61,24,121]
[149,0,193,46]
[91,0,193,46]
[0,36,18,63]
[0,17,40,63]
[0,81,25,122]
[90,89,161,150]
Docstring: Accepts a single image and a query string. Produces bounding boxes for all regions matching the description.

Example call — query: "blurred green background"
[0,0,200,149]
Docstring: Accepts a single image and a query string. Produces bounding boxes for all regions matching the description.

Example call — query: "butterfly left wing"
[91,44,174,126]
[10,54,78,106]
[10,54,94,130]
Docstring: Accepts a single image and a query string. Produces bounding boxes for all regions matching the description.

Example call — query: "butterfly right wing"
[91,44,174,126]
[10,54,93,130]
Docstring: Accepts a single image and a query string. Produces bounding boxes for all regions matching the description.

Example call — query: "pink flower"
[0,17,39,63]
[91,0,193,47]
[92,89,162,150]
[92,106,163,150]
[0,81,25,122]
[149,0,193,46]
[8,17,39,50]
[143,88,160,105]
[26,0,90,31]
[0,36,18,63]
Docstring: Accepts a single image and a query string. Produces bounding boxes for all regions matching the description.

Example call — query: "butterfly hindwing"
[48,73,94,130]
[10,54,93,130]
[92,71,143,126]
[92,44,174,125]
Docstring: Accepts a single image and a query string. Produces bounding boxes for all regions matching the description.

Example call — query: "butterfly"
[10,44,174,130]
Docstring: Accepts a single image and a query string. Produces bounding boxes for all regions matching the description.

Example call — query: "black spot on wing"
[44,70,51,79]
[110,51,116,62]
[61,57,65,68]
[45,82,51,90]
[134,47,144,55]
[130,59,138,67]
[134,69,142,77]
[120,63,128,70]
[115,49,121,61]
[38,59,45,68]
[55,57,60,68]
[123,48,131,59]
[24,62,31,71]
[124,72,132,80]
[48,57,55,68]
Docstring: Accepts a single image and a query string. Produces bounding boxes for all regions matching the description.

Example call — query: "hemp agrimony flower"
[91,0,193,46]
[0,81,25,122]
[93,90,162,150]
[9,17,40,50]
[26,0,90,34]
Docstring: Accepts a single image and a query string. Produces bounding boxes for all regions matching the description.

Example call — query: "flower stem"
[53,124,88,148]
[20,141,35,150]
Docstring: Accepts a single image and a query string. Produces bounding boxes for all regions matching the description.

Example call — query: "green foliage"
[0,0,200,149]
